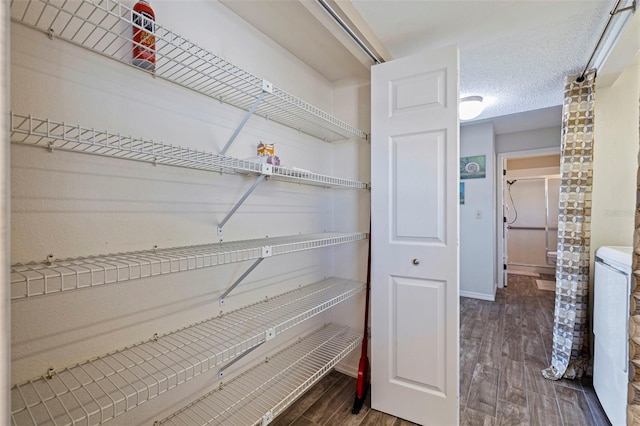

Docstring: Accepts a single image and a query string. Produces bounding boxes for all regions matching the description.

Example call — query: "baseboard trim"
[507,269,541,277]
[460,290,495,301]
[334,363,358,378]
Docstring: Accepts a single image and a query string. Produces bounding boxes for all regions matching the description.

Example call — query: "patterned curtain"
[628,98,640,426]
[542,70,596,381]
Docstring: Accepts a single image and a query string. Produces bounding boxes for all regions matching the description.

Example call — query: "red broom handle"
[361,222,371,356]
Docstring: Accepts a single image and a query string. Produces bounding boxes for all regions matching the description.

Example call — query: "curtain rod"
[577,0,636,82]
[315,0,382,65]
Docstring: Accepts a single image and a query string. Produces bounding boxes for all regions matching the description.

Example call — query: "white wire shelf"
[11,279,364,426]
[10,113,369,190]
[10,0,368,142]
[157,323,361,426]
[11,232,367,300]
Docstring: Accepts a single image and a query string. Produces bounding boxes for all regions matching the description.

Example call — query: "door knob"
[412,258,420,265]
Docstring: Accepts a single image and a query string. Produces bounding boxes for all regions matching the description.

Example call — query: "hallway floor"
[273,273,610,425]
[459,273,610,425]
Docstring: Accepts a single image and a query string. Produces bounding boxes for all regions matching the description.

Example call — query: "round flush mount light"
[459,96,484,120]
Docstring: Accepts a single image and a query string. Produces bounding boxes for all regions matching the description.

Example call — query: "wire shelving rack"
[11,279,364,426]
[9,2,368,425]
[157,324,361,426]
[11,232,366,300]
[10,114,369,190]
[9,0,368,142]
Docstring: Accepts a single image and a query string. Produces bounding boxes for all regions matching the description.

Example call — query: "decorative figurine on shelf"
[257,141,280,166]
[257,142,275,157]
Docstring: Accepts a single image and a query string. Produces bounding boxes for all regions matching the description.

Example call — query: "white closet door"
[370,45,460,426]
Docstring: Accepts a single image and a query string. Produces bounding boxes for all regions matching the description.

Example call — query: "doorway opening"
[497,147,561,288]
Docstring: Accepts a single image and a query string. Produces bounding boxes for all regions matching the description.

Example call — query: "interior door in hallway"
[370,45,460,425]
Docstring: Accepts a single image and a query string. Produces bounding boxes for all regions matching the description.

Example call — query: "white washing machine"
[594,246,633,426]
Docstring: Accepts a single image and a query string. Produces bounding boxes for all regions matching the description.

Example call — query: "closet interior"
[9,0,370,424]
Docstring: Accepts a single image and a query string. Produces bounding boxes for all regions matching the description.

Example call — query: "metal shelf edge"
[10,232,367,300]
[10,280,365,426]
[157,323,362,425]
[10,113,368,190]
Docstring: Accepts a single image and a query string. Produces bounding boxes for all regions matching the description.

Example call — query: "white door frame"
[496,146,560,288]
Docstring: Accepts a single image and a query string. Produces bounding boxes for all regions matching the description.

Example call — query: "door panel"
[392,131,445,242]
[392,276,445,392]
[391,70,446,115]
[371,45,459,425]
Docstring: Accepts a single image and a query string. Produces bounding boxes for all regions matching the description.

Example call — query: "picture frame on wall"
[460,155,486,179]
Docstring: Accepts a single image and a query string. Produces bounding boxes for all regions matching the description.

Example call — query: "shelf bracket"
[218,337,264,379]
[220,79,273,155]
[219,245,272,306]
[217,164,272,235]
[218,324,275,378]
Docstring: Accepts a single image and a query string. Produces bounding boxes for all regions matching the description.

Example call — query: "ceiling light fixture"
[459,96,484,120]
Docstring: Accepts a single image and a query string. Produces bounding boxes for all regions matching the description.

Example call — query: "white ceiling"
[222,0,637,129]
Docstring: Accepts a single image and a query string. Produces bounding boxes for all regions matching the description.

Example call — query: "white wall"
[460,122,496,300]
[590,52,640,275]
[586,50,639,368]
[329,77,371,375]
[496,126,561,153]
[10,2,367,424]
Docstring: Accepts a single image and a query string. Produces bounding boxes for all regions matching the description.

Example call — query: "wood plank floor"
[461,273,610,426]
[274,273,611,426]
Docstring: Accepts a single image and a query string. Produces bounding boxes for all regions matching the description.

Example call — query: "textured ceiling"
[351,0,613,121]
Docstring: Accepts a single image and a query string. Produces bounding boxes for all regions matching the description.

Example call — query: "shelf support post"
[220,79,273,155]
[217,164,272,235]
[219,245,272,306]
